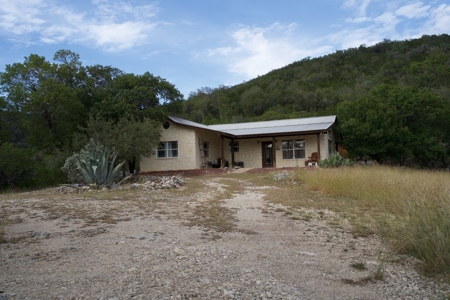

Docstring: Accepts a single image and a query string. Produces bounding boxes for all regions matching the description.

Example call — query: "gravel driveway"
[1,174,448,299]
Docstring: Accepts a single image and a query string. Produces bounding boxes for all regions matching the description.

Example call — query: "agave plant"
[74,145,125,189]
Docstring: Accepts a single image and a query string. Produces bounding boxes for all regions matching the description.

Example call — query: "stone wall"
[141,120,335,171]
[140,120,197,172]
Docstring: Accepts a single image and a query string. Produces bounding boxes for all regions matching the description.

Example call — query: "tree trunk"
[127,156,136,174]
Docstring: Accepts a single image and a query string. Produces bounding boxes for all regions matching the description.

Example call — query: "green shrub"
[320,152,353,168]
[0,143,36,189]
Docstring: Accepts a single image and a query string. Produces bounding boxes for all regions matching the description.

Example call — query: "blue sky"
[0,0,449,98]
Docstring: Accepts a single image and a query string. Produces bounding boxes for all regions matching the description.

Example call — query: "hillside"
[183,34,450,123]
[182,34,450,167]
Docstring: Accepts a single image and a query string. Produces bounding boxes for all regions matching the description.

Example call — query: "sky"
[0,0,449,98]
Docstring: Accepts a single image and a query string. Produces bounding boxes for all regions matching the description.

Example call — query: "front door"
[262,142,273,168]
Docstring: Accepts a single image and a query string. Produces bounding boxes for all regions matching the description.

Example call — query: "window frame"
[157,141,178,158]
[229,141,239,153]
[203,141,210,157]
[282,139,305,159]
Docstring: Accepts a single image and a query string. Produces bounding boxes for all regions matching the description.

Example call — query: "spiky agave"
[74,146,125,189]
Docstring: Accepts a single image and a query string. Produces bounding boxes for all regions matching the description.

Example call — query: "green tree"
[338,85,449,166]
[75,115,161,174]
[91,72,183,122]
[0,51,86,150]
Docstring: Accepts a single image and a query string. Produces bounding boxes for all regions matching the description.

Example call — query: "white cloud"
[331,1,448,50]
[0,0,47,35]
[426,4,450,32]
[207,24,332,79]
[345,17,371,23]
[0,0,160,51]
[343,0,373,17]
[395,2,430,19]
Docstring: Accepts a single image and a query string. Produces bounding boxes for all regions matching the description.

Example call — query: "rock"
[173,247,186,256]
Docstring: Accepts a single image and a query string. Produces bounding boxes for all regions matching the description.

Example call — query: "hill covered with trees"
[182,34,450,167]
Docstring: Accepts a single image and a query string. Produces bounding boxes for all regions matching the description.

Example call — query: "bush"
[0,143,67,191]
[320,152,353,168]
[0,143,35,189]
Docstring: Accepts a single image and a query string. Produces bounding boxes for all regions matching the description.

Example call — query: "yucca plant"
[73,141,125,189]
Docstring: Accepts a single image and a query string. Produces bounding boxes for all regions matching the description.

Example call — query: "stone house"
[140,115,337,172]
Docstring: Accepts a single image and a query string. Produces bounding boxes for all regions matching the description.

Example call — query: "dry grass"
[296,165,450,277]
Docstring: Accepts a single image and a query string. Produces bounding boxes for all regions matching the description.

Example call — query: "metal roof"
[168,116,211,130]
[168,115,336,138]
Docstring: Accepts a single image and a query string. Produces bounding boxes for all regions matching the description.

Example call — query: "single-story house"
[140,115,337,172]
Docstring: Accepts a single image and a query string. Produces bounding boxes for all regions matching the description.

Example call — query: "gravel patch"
[0,176,448,299]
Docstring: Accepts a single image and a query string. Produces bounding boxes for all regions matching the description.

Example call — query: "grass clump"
[296,165,450,277]
[350,261,368,271]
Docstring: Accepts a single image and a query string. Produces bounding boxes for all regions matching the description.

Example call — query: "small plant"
[320,152,353,168]
[373,249,388,280]
[350,261,368,271]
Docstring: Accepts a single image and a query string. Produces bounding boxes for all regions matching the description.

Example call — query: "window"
[157,141,178,158]
[203,142,209,157]
[328,140,333,155]
[282,140,305,159]
[229,141,239,153]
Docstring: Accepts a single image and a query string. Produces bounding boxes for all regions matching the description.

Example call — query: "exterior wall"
[140,120,197,172]
[195,129,222,168]
[220,130,333,168]
[141,121,335,171]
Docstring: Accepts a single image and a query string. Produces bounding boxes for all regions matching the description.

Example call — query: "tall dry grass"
[296,165,450,276]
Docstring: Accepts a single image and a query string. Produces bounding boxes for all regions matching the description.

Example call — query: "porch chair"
[305,152,319,166]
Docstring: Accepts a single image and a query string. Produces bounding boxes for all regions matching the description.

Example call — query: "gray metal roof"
[168,116,211,130]
[168,115,336,138]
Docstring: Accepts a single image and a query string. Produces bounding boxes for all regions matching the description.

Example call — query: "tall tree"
[91,72,183,122]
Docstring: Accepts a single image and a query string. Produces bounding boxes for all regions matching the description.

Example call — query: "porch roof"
[168,115,336,138]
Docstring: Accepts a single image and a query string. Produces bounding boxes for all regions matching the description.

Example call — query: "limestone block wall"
[140,121,197,172]
[221,137,264,168]
[195,129,222,168]
[140,121,336,171]
[221,132,333,168]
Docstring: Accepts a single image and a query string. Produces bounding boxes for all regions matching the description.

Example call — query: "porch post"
[221,135,225,168]
[231,138,235,168]
[316,133,321,162]
[272,136,276,168]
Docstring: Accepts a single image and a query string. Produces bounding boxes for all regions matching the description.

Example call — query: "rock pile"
[131,175,184,190]
[56,185,90,194]
[56,176,184,194]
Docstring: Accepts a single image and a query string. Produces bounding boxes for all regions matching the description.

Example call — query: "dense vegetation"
[183,34,450,167]
[0,50,182,190]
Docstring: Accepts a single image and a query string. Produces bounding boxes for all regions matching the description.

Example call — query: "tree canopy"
[0,50,183,189]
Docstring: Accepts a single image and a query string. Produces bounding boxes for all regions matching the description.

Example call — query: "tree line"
[0,50,182,190]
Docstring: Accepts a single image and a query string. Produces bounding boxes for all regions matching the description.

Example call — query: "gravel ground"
[0,174,449,300]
